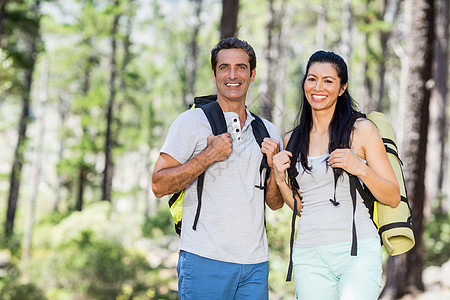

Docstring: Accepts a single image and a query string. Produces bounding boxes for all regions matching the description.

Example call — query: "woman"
[272,51,400,299]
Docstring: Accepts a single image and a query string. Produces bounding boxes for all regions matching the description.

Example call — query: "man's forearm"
[152,151,214,198]
[265,171,284,210]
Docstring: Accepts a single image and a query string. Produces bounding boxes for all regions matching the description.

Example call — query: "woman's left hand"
[327,148,366,176]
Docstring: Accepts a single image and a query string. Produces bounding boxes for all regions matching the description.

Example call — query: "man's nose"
[229,67,237,79]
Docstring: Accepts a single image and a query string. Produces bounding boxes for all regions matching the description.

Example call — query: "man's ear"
[250,68,256,82]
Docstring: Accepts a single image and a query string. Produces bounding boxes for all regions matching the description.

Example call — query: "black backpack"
[168,94,271,235]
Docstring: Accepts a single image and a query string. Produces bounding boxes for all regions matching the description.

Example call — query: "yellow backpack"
[362,111,415,255]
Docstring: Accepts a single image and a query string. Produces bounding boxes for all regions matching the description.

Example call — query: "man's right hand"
[151,133,232,198]
[206,133,233,162]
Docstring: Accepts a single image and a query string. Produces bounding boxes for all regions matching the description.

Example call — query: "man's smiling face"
[213,48,255,103]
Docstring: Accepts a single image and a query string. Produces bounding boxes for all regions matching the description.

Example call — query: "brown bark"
[102,1,121,202]
[425,0,449,215]
[382,0,434,297]
[5,0,41,237]
[184,0,202,107]
[220,0,239,40]
[260,0,287,122]
[0,0,7,44]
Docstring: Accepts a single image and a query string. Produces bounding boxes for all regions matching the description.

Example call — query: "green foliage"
[141,204,175,239]
[26,202,177,299]
[37,210,72,226]
[0,280,47,300]
[0,48,14,94]
[0,234,22,258]
[0,281,46,300]
[424,210,450,267]
[49,230,146,299]
[266,206,297,298]
[0,250,46,300]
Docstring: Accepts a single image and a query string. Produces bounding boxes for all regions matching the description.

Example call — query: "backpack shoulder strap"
[250,112,270,146]
[250,113,271,191]
[284,131,302,282]
[200,100,227,135]
[190,99,227,231]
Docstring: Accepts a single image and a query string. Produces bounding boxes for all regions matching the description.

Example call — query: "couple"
[151,37,400,300]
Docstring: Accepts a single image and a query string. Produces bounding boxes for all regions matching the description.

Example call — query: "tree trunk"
[102,2,121,202]
[146,98,158,218]
[260,0,287,122]
[376,0,400,112]
[75,37,96,211]
[76,165,87,211]
[53,96,69,212]
[0,0,6,43]
[23,58,49,260]
[272,0,290,132]
[381,255,409,299]
[184,0,202,106]
[5,0,41,238]
[220,0,239,39]
[425,0,449,215]
[362,30,374,112]
[339,0,352,62]
[315,3,326,49]
[361,0,400,113]
[382,0,434,298]
[259,0,276,121]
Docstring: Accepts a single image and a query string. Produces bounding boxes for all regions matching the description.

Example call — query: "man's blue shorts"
[177,250,269,300]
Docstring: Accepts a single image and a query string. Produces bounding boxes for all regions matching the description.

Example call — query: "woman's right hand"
[272,150,293,185]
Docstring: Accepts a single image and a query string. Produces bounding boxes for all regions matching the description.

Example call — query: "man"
[152,37,284,299]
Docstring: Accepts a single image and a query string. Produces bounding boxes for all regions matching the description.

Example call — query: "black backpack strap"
[192,173,205,231]
[250,113,271,229]
[383,138,404,166]
[250,113,271,190]
[353,176,375,219]
[250,112,270,146]
[348,172,382,253]
[348,174,358,256]
[191,101,227,231]
[330,168,343,206]
[285,134,301,282]
[201,100,228,135]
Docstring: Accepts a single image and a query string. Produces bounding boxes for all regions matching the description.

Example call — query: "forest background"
[0,0,449,299]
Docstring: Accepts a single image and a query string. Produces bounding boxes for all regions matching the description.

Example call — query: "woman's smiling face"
[303,62,347,112]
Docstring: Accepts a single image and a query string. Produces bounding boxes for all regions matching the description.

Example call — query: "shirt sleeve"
[160,109,204,164]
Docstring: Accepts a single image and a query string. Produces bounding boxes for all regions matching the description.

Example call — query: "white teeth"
[226,83,239,86]
[312,95,326,100]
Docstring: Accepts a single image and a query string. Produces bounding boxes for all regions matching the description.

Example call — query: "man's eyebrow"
[218,63,249,68]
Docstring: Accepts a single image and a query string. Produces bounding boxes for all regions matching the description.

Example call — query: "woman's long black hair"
[289,50,365,172]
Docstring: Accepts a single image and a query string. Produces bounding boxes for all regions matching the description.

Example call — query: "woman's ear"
[339,83,348,96]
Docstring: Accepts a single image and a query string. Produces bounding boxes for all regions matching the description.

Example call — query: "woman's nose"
[314,81,323,90]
